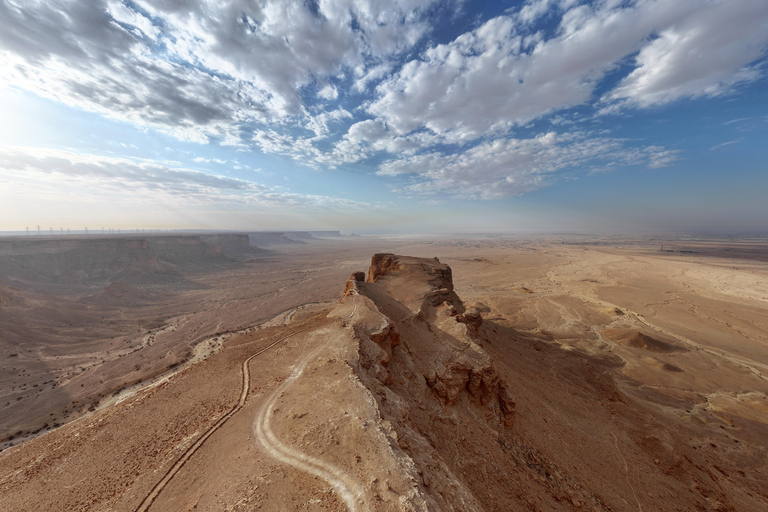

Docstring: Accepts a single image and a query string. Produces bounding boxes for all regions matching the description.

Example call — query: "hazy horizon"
[1,0,767,234]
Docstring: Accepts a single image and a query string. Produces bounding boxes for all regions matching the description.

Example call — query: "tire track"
[252,348,366,512]
[251,296,365,512]
[135,327,309,512]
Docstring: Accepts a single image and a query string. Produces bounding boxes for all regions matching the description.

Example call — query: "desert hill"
[2,252,766,511]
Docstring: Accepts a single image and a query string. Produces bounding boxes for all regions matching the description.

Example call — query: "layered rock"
[330,254,517,510]
[341,271,366,300]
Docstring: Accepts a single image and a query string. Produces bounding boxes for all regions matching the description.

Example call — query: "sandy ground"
[1,235,767,511]
[0,238,392,448]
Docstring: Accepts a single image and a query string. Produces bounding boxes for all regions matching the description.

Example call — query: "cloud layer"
[0,145,373,210]
[1,0,766,199]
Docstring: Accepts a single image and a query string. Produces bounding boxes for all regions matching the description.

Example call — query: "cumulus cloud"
[604,1,768,108]
[368,0,768,143]
[0,0,439,141]
[378,132,679,199]
[1,0,765,201]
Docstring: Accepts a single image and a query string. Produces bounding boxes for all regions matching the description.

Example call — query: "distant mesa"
[0,234,264,288]
[245,231,343,246]
[307,230,343,238]
[199,234,269,257]
[247,231,306,246]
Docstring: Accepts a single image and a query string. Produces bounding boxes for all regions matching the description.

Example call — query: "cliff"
[199,234,269,257]
[0,235,237,288]
[296,254,744,511]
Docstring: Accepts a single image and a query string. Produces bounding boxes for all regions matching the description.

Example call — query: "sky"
[0,0,767,234]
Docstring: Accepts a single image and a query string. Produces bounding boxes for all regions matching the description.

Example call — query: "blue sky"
[0,0,767,234]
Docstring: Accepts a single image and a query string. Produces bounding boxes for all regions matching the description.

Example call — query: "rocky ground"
[1,237,767,511]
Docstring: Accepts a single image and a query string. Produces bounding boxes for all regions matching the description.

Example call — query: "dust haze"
[1,231,767,511]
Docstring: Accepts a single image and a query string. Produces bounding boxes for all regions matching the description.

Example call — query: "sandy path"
[252,298,364,512]
[251,349,366,512]
[134,328,309,512]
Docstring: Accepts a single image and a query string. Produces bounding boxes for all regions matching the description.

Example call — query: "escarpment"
[358,253,513,425]
[336,254,518,510]
[329,254,751,512]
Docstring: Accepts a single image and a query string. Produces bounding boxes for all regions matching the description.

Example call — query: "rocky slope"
[318,254,768,511]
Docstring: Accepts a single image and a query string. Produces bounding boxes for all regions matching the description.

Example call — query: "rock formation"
[199,234,268,257]
[327,254,519,510]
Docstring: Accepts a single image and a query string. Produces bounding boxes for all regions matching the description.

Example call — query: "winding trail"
[134,327,309,512]
[252,296,365,512]
[252,356,365,512]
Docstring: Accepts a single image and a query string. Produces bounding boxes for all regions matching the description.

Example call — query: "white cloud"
[318,84,339,101]
[346,120,389,143]
[368,0,768,143]
[193,157,227,164]
[709,139,742,151]
[302,108,353,138]
[0,0,764,203]
[0,0,440,142]
[378,132,678,199]
[252,129,327,167]
[353,62,394,92]
[0,145,373,210]
[604,0,768,108]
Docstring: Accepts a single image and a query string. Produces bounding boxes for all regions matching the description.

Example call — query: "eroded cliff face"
[336,254,517,511]
[0,235,245,287]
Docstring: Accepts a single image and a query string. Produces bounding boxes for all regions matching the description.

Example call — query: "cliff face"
[0,235,238,287]
[199,234,267,257]
[343,254,516,510]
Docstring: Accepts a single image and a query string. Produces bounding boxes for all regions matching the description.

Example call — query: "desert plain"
[0,232,767,511]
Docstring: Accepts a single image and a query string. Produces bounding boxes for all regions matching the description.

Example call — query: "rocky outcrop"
[366,253,404,282]
[357,254,514,425]
[341,271,366,300]
[336,254,519,510]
